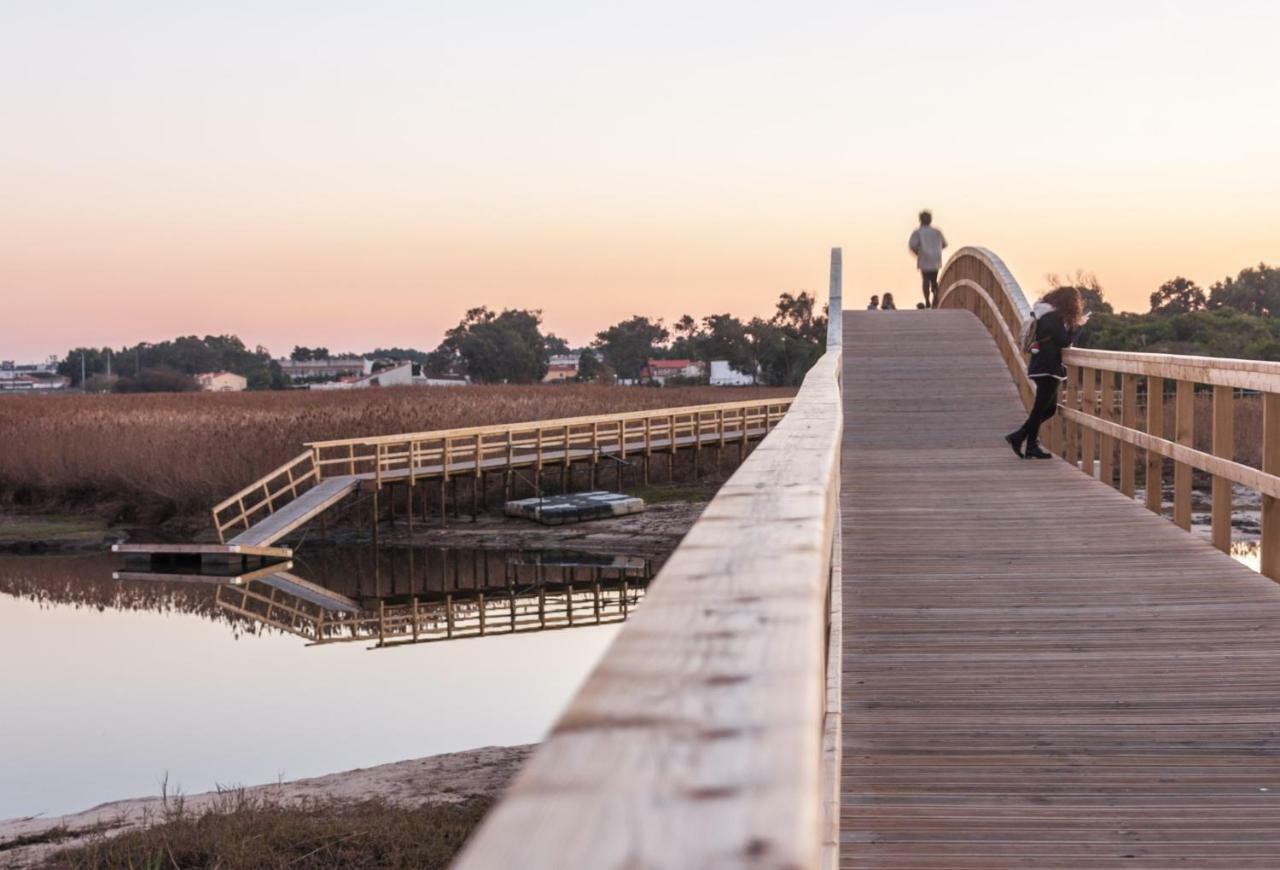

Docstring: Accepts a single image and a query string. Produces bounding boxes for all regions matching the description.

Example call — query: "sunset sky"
[3,2,1277,361]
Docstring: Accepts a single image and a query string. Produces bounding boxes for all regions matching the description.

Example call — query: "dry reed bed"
[0,385,794,517]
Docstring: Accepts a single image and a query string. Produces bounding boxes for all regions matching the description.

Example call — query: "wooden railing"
[454,248,845,869]
[210,450,320,544]
[938,246,1280,580]
[305,399,793,488]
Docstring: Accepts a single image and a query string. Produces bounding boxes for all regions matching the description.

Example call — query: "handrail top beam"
[211,450,316,515]
[303,397,793,450]
[1066,347,1280,392]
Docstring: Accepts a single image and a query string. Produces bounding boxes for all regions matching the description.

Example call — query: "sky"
[2,1,1278,361]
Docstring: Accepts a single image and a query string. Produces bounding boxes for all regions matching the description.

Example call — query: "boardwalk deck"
[840,310,1280,868]
[227,475,359,547]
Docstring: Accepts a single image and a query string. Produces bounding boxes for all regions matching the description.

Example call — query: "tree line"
[1064,263,1280,360]
[54,290,828,391]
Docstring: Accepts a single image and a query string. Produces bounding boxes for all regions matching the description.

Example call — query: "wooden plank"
[1212,385,1234,553]
[1174,380,1194,530]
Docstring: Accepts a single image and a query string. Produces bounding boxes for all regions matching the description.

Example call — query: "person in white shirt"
[908,210,948,308]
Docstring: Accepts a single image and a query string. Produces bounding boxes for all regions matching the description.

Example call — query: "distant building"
[310,362,468,390]
[640,359,706,386]
[277,357,371,381]
[1,356,60,377]
[196,371,248,392]
[0,374,69,392]
[543,353,580,383]
[709,360,756,386]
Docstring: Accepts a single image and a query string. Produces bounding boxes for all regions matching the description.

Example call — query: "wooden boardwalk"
[840,310,1280,868]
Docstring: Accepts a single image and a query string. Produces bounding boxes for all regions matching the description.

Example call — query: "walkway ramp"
[841,310,1280,868]
[227,475,358,547]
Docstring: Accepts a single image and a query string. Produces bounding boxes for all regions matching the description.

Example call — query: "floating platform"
[505,491,645,526]
[112,542,293,559]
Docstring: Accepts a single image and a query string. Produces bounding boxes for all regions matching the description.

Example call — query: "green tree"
[430,307,550,383]
[576,348,603,382]
[747,291,828,386]
[594,316,669,380]
[1150,277,1207,315]
[1208,263,1279,317]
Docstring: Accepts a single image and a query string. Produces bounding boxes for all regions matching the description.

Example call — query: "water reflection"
[220,546,655,648]
[1,545,653,820]
[1233,541,1260,573]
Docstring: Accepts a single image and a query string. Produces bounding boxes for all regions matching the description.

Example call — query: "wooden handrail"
[303,397,793,450]
[211,450,316,515]
[939,246,1280,580]
[454,248,845,869]
[210,450,319,544]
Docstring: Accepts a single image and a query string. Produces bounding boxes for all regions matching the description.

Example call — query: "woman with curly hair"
[1005,286,1088,459]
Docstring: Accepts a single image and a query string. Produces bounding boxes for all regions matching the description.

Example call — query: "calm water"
[0,548,652,820]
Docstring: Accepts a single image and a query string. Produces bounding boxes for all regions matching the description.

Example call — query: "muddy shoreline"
[0,745,534,869]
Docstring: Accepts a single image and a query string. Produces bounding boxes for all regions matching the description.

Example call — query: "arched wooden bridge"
[454,247,1280,869]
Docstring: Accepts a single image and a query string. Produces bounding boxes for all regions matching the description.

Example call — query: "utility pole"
[80,352,86,391]
[106,350,111,380]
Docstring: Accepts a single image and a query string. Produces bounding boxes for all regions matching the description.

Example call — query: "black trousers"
[1018,376,1061,444]
[921,270,939,306]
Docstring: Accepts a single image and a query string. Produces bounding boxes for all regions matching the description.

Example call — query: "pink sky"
[3,3,1277,361]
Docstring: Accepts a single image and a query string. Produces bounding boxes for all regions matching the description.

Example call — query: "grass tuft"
[38,792,492,870]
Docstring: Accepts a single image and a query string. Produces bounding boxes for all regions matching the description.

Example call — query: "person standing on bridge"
[1005,286,1089,459]
[908,210,947,308]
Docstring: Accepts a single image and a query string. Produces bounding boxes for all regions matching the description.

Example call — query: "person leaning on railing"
[1005,286,1089,460]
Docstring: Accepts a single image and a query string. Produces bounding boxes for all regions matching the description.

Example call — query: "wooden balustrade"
[939,246,1280,580]
[304,399,793,486]
[210,450,320,544]
[454,248,845,869]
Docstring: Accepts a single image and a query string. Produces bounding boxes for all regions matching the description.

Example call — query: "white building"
[709,360,756,386]
[544,353,580,383]
[196,371,248,392]
[310,362,468,390]
[277,358,372,381]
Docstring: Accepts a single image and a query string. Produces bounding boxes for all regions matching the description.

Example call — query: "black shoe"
[1025,442,1052,459]
[1004,431,1025,458]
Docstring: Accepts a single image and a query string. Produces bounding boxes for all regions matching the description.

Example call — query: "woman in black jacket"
[1005,286,1087,459]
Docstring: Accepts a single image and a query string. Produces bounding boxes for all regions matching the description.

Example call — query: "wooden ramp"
[840,310,1280,868]
[227,475,358,547]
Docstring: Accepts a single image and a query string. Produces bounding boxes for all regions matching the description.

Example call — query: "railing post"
[1080,367,1096,478]
[1212,385,1234,553]
[1145,376,1164,515]
[1174,380,1194,530]
[1263,393,1280,581]
[1119,374,1137,497]
[1099,371,1115,488]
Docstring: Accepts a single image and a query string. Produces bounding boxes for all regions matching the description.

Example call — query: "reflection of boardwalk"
[840,311,1280,868]
[213,550,653,648]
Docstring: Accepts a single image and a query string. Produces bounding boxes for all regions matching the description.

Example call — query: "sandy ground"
[0,744,534,869]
